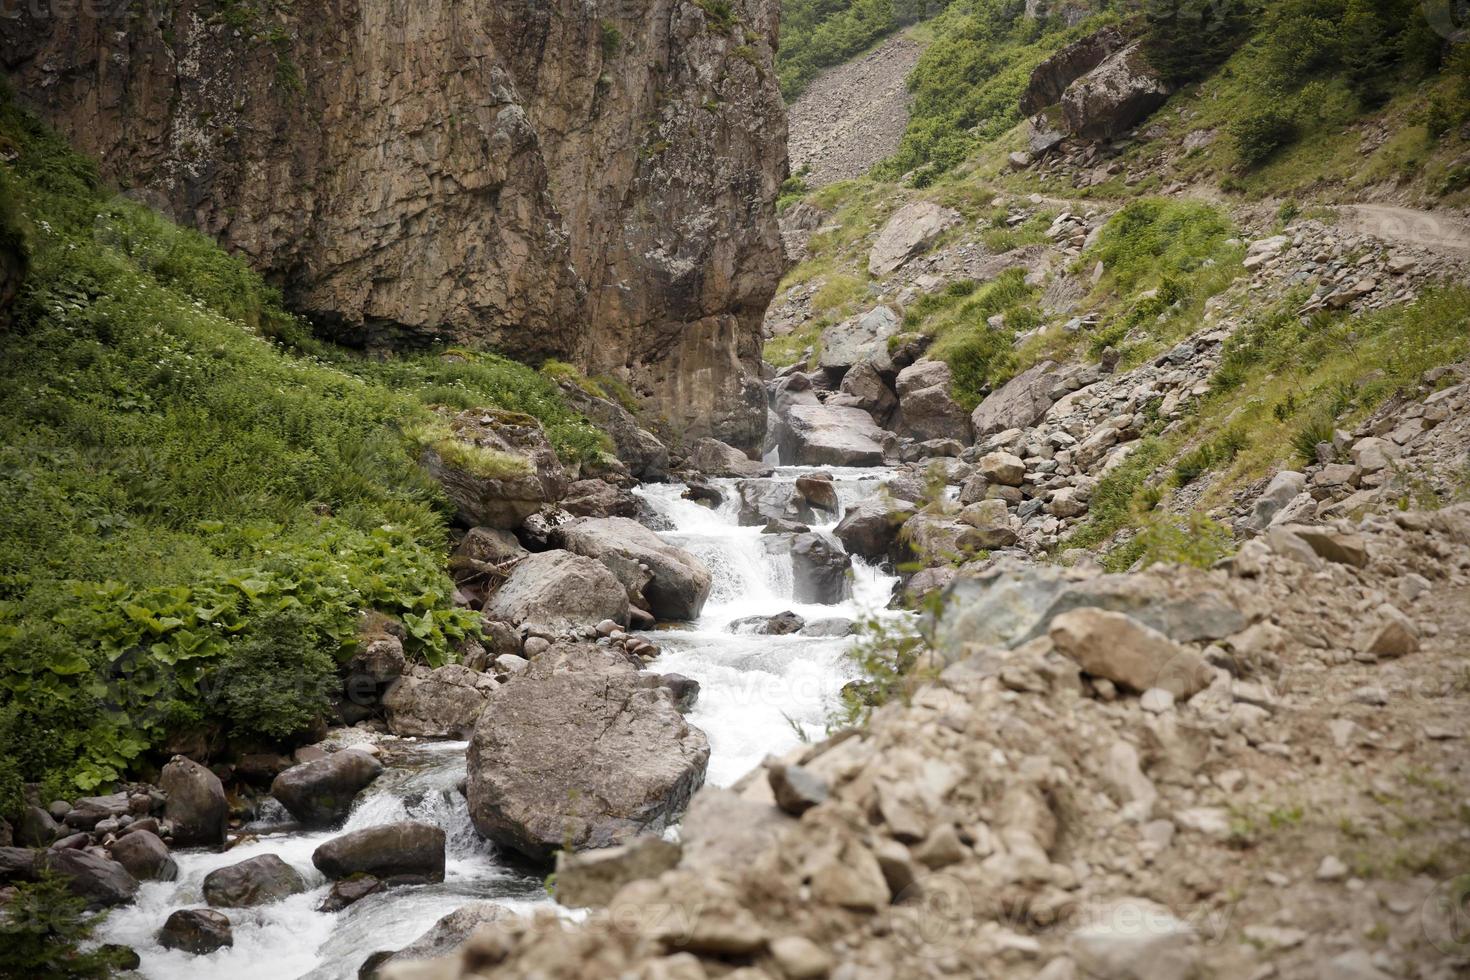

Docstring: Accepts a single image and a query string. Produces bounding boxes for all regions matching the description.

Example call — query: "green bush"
[778,0,950,100]
[1141,0,1250,85]
[1231,107,1298,167]
[0,92,597,794]
[919,268,1040,409]
[0,874,134,978]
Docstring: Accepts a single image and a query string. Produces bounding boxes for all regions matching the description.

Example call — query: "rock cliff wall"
[1,0,786,448]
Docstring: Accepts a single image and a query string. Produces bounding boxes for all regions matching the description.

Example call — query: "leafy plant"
[0,873,134,978]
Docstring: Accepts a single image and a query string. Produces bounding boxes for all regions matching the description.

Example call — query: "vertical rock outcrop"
[1,0,786,448]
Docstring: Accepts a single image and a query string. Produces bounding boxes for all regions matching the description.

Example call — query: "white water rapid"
[95,466,900,978]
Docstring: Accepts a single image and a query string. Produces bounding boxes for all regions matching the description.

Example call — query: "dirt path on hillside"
[787,35,922,187]
[1335,203,1470,253]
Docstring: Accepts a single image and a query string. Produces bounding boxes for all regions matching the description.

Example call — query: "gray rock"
[318,874,383,912]
[344,635,407,685]
[834,495,915,563]
[686,437,771,478]
[768,764,829,816]
[1049,608,1211,698]
[483,549,630,632]
[158,908,233,955]
[203,854,307,908]
[554,836,682,909]
[799,617,855,638]
[107,830,177,882]
[1060,41,1171,141]
[819,306,900,371]
[420,410,567,529]
[838,359,898,424]
[17,805,59,847]
[776,403,886,467]
[466,645,708,863]
[792,532,853,604]
[554,516,712,621]
[383,664,491,738]
[1246,470,1306,531]
[1020,25,1128,114]
[43,848,139,909]
[363,902,514,977]
[160,756,227,848]
[970,360,1060,437]
[270,750,384,827]
[312,822,446,882]
[867,202,959,277]
[736,479,819,527]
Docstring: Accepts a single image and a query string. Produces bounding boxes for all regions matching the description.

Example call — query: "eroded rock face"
[466,645,709,864]
[4,0,786,449]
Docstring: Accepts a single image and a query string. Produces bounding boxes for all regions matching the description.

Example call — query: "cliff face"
[1,0,786,449]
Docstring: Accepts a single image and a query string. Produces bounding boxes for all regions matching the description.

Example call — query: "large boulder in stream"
[160,755,227,848]
[791,531,852,604]
[271,749,384,828]
[312,822,446,883]
[203,854,307,908]
[158,908,233,955]
[43,849,138,909]
[482,549,630,632]
[735,479,819,527]
[553,517,712,622]
[775,403,886,467]
[834,496,916,564]
[466,645,709,864]
[686,437,772,478]
[107,829,177,882]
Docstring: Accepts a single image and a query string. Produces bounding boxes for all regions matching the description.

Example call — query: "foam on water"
[97,468,901,977]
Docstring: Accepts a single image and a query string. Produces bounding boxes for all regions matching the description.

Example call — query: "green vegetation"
[0,873,134,978]
[0,93,596,796]
[918,268,1041,409]
[777,0,951,100]
[694,0,739,33]
[1078,199,1243,361]
[877,1,1114,183]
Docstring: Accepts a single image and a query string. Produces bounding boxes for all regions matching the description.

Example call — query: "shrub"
[213,609,337,740]
[1231,108,1298,167]
[1141,0,1250,85]
[0,874,134,979]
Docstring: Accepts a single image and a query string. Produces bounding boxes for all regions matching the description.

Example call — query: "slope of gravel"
[787,35,922,187]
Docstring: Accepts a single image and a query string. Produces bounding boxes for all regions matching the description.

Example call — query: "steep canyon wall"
[2,0,787,448]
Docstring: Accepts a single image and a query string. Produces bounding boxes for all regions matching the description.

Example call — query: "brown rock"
[1048,608,1211,698]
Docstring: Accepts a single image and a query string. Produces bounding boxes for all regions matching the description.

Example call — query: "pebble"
[1316,855,1349,881]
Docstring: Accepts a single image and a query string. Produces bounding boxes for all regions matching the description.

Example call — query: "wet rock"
[0,846,38,883]
[555,517,713,621]
[792,532,853,604]
[800,617,855,637]
[1048,608,1211,698]
[271,750,384,828]
[467,646,707,863]
[312,822,446,882]
[421,409,567,529]
[686,437,771,478]
[43,849,139,909]
[554,836,683,908]
[203,854,307,908]
[737,479,819,527]
[362,902,515,977]
[161,755,228,848]
[483,549,630,632]
[158,908,233,955]
[834,495,915,563]
[682,479,725,509]
[868,202,959,277]
[318,874,383,912]
[729,611,806,635]
[768,764,829,816]
[383,664,492,738]
[652,673,701,713]
[107,830,178,882]
[795,472,840,513]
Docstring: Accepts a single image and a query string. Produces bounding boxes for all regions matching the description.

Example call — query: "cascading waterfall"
[95,467,899,979]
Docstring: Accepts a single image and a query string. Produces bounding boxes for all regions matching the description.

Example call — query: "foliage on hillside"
[874,0,1115,183]
[777,0,950,99]
[0,94,601,802]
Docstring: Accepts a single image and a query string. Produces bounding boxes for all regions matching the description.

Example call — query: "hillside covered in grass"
[0,93,610,803]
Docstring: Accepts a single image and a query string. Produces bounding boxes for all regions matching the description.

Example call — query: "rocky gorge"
[1,2,1468,980]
